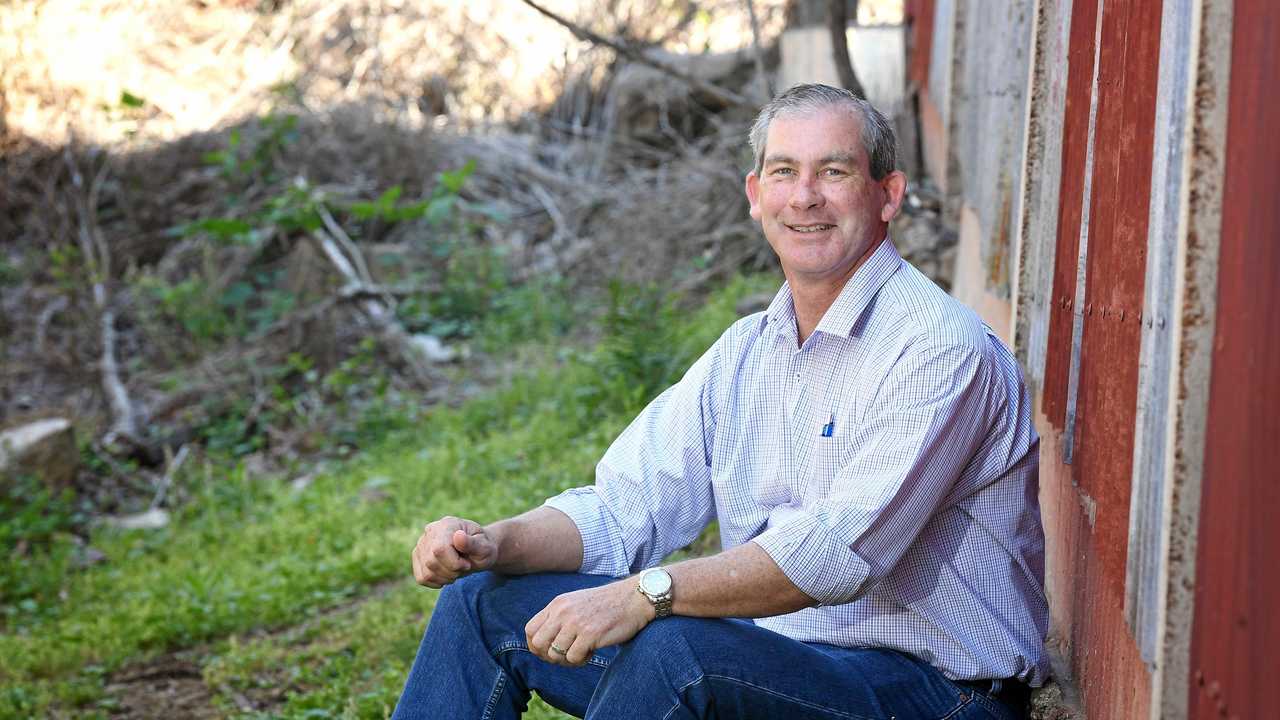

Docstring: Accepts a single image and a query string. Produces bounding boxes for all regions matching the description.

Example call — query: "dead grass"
[0,0,789,148]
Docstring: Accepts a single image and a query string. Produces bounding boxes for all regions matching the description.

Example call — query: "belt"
[957,678,1031,715]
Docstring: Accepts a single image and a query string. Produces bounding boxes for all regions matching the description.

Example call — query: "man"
[392,83,1049,720]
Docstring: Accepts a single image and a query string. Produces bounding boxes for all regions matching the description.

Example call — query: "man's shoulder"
[876,261,991,356]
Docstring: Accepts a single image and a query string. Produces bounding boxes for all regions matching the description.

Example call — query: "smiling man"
[392,84,1048,720]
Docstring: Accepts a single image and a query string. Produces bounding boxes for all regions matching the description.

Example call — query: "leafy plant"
[595,281,686,413]
[0,473,83,624]
[0,255,20,287]
[201,112,299,183]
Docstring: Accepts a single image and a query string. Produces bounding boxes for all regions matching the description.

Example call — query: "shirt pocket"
[798,418,853,502]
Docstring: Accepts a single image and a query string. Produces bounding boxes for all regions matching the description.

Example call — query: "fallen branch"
[309,226,438,386]
[149,444,189,511]
[529,182,571,244]
[520,0,753,109]
[34,296,69,354]
[64,145,144,450]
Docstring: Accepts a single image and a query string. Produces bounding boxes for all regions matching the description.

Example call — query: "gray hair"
[748,83,898,180]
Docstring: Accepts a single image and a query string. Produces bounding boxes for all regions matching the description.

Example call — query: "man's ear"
[879,170,908,223]
[745,171,762,222]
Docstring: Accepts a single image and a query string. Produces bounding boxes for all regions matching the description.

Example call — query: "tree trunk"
[827,0,866,98]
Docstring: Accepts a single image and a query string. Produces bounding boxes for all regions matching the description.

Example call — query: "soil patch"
[105,654,218,719]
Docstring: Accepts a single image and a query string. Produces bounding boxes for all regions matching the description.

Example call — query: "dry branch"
[64,146,145,451]
[308,226,438,386]
[519,0,754,109]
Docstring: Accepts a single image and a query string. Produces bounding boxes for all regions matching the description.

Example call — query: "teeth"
[790,224,833,233]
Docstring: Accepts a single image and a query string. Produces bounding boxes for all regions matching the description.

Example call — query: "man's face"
[745,107,904,287]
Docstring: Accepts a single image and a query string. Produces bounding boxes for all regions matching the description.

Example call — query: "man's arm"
[411,507,582,588]
[524,540,815,666]
[528,342,1006,666]
[487,506,583,574]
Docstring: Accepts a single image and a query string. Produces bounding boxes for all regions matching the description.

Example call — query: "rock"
[411,334,457,363]
[289,471,316,493]
[1028,679,1085,720]
[74,545,108,569]
[104,508,170,530]
[0,417,78,491]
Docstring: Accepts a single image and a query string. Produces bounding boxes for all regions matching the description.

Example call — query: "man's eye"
[771,167,794,176]
[822,168,847,177]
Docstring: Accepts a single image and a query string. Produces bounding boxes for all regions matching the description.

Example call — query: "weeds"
[0,273,775,718]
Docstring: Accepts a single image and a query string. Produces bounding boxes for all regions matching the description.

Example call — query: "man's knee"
[614,616,725,670]
[434,570,499,617]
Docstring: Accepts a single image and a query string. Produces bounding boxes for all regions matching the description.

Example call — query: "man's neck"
[787,236,887,345]
[789,280,846,345]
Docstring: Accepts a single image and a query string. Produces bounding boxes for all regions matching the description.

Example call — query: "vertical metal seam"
[1062,0,1107,466]
[1158,0,1231,716]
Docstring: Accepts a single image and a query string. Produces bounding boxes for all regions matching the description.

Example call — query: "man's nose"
[788,176,824,209]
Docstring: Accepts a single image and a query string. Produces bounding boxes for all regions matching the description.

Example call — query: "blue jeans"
[391,572,1021,720]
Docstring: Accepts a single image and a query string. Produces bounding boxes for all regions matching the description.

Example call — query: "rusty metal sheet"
[1073,0,1161,605]
[1189,2,1280,718]
[1042,0,1100,429]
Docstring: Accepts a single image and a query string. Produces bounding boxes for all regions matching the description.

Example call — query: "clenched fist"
[412,516,499,588]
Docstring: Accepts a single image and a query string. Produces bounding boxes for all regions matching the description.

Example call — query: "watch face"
[641,569,671,595]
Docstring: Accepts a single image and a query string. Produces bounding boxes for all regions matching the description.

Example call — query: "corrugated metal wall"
[908,0,1277,717]
[1188,2,1280,718]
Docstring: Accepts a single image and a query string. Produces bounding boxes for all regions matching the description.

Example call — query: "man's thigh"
[450,571,621,715]
[594,614,1005,720]
[455,573,1004,719]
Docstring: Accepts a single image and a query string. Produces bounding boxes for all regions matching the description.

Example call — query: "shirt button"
[794,372,802,381]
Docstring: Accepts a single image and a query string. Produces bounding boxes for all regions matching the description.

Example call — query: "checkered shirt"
[545,238,1050,685]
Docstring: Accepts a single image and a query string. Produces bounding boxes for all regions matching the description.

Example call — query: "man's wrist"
[626,577,658,622]
[481,521,507,570]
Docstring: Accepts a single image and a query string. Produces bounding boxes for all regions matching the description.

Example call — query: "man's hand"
[524,577,655,667]
[412,516,499,588]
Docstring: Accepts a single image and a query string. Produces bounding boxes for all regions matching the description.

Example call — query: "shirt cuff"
[543,487,630,577]
[751,511,871,606]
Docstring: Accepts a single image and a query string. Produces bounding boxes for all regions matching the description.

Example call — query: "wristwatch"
[637,567,674,618]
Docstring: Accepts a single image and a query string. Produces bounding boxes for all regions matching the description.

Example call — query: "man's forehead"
[762,107,867,163]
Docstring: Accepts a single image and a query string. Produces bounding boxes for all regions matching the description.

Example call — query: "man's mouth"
[785,223,835,234]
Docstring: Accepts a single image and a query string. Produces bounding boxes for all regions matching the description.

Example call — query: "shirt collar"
[756,237,903,341]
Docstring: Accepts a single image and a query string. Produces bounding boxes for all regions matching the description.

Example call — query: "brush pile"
[0,0,790,510]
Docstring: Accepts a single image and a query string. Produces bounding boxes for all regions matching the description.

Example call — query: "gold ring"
[550,643,568,655]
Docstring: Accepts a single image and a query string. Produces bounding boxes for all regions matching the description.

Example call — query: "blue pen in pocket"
[821,412,835,437]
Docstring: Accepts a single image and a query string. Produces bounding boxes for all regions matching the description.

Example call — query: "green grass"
[0,275,777,719]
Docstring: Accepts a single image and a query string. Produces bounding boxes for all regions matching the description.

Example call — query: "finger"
[412,546,425,584]
[524,607,547,651]
[453,529,495,563]
[550,629,580,666]
[422,557,459,586]
[527,612,561,661]
[563,633,595,667]
[430,539,472,573]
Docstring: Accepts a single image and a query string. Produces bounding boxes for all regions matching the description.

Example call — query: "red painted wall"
[1039,0,1163,717]
[1042,0,1098,428]
[1188,1,1280,717]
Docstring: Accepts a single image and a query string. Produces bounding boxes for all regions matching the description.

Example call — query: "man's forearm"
[486,506,584,575]
[664,541,816,619]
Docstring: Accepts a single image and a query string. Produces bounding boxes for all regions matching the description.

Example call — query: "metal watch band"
[652,593,673,618]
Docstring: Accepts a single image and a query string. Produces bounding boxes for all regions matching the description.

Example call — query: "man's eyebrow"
[762,154,796,166]
[819,153,858,165]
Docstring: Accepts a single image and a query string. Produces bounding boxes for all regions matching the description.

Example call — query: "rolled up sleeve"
[752,343,998,605]
[543,329,727,576]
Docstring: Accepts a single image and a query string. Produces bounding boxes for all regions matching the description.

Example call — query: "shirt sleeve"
[752,342,999,606]
[543,331,724,577]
